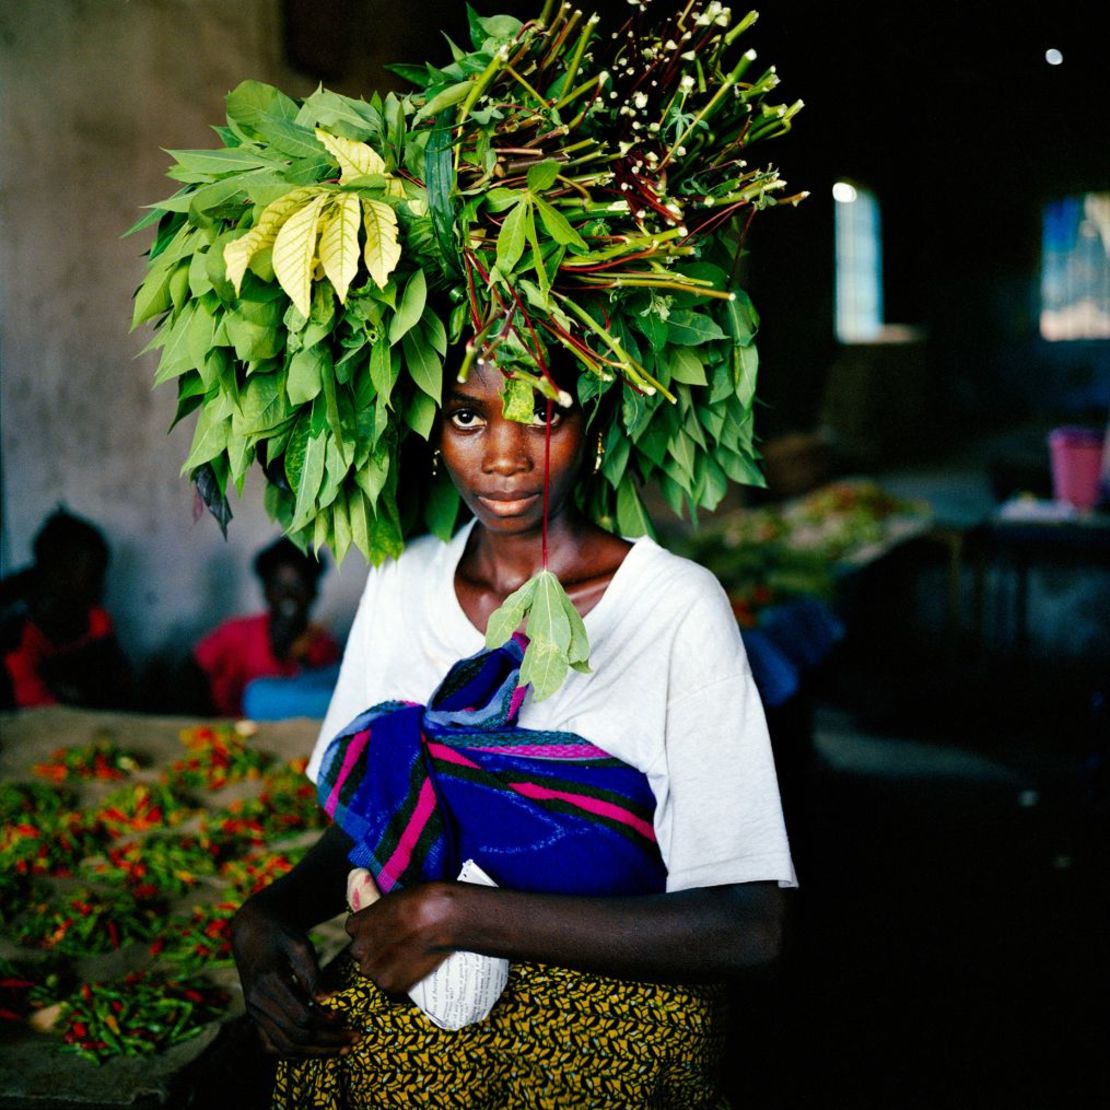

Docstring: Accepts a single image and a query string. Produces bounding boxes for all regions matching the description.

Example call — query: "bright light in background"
[832,181,858,204]
[1045,48,1063,65]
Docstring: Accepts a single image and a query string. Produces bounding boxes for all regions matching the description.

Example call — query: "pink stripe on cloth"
[424,740,481,769]
[323,728,371,817]
[508,781,657,841]
[466,743,611,760]
[377,778,438,892]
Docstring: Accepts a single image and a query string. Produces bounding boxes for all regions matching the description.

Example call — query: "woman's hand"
[232,897,360,1058]
[345,882,458,994]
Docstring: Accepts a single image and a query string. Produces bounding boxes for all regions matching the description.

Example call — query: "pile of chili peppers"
[32,738,142,783]
[3,725,324,1065]
[57,975,231,1064]
[164,723,273,791]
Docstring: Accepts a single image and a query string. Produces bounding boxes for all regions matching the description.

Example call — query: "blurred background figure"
[0,507,132,710]
[190,538,341,720]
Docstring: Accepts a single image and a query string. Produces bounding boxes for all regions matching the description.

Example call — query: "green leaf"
[669,347,707,386]
[314,128,386,182]
[501,375,536,423]
[526,159,560,193]
[527,570,572,654]
[354,446,390,507]
[519,640,568,704]
[234,371,291,435]
[290,431,327,531]
[405,391,437,439]
[423,474,460,541]
[496,199,528,274]
[273,193,328,317]
[226,81,298,136]
[666,310,727,346]
[616,479,655,539]
[166,146,277,175]
[402,330,442,403]
[361,198,401,289]
[485,575,539,649]
[224,187,321,294]
[318,193,361,303]
[369,336,399,407]
[388,269,427,345]
[181,405,230,473]
[725,288,760,343]
[533,197,586,249]
[735,343,759,407]
[287,345,325,405]
[131,256,175,330]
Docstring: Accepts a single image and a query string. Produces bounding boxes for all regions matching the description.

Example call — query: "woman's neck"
[462,509,595,594]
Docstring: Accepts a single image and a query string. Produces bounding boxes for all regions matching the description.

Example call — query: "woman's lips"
[477,493,541,517]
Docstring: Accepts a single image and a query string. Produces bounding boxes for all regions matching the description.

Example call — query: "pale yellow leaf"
[273,192,328,317]
[318,193,361,303]
[361,198,401,288]
[223,187,321,294]
[315,128,386,184]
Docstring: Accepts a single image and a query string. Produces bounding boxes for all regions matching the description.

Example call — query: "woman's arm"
[345,880,787,995]
[231,824,360,1056]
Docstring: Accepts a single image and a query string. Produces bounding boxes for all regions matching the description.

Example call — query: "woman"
[231,360,796,1107]
[191,538,341,719]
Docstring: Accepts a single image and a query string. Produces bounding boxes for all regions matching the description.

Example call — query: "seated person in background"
[0,508,132,710]
[192,538,341,718]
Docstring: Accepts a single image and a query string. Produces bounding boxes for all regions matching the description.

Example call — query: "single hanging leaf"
[361,198,401,289]
[314,128,386,183]
[527,570,572,654]
[318,193,361,303]
[520,640,568,704]
[485,576,539,649]
[273,193,328,317]
[289,431,327,532]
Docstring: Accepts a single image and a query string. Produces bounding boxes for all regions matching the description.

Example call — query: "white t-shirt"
[309,522,797,893]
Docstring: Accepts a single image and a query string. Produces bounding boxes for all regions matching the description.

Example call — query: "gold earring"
[593,435,605,475]
[431,448,441,477]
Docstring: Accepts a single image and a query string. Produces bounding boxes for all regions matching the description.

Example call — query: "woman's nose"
[482,419,532,475]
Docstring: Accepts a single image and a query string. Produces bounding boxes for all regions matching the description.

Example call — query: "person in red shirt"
[191,538,341,718]
[0,508,132,710]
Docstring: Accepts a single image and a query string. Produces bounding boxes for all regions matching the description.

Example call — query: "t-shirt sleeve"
[306,572,379,782]
[656,576,797,893]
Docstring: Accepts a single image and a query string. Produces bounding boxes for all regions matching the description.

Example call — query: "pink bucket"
[1048,426,1106,510]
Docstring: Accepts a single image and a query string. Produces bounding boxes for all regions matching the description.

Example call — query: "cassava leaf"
[314,129,386,182]
[485,576,539,649]
[272,193,328,317]
[318,193,361,303]
[361,199,401,289]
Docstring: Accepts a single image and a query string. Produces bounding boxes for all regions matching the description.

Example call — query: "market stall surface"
[0,707,343,1109]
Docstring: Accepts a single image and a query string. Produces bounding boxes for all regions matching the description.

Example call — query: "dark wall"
[744,0,1109,439]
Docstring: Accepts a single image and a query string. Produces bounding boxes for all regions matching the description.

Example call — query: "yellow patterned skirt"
[273,955,730,1108]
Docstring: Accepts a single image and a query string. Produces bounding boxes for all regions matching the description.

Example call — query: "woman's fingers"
[247,968,359,1057]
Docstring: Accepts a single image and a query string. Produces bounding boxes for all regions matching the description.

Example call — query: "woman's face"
[439,362,587,536]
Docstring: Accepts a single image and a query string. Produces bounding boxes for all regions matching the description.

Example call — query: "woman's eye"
[529,404,560,427]
[450,409,482,428]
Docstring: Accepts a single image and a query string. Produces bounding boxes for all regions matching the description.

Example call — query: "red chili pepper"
[107,921,120,949]
[0,1009,24,1021]
[0,978,35,989]
[182,989,205,1004]
[72,1021,88,1037]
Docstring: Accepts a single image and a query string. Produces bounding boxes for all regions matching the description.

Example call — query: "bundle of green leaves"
[131,1,802,698]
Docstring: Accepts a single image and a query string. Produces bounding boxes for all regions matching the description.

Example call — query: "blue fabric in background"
[242,663,342,721]
[741,597,844,707]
